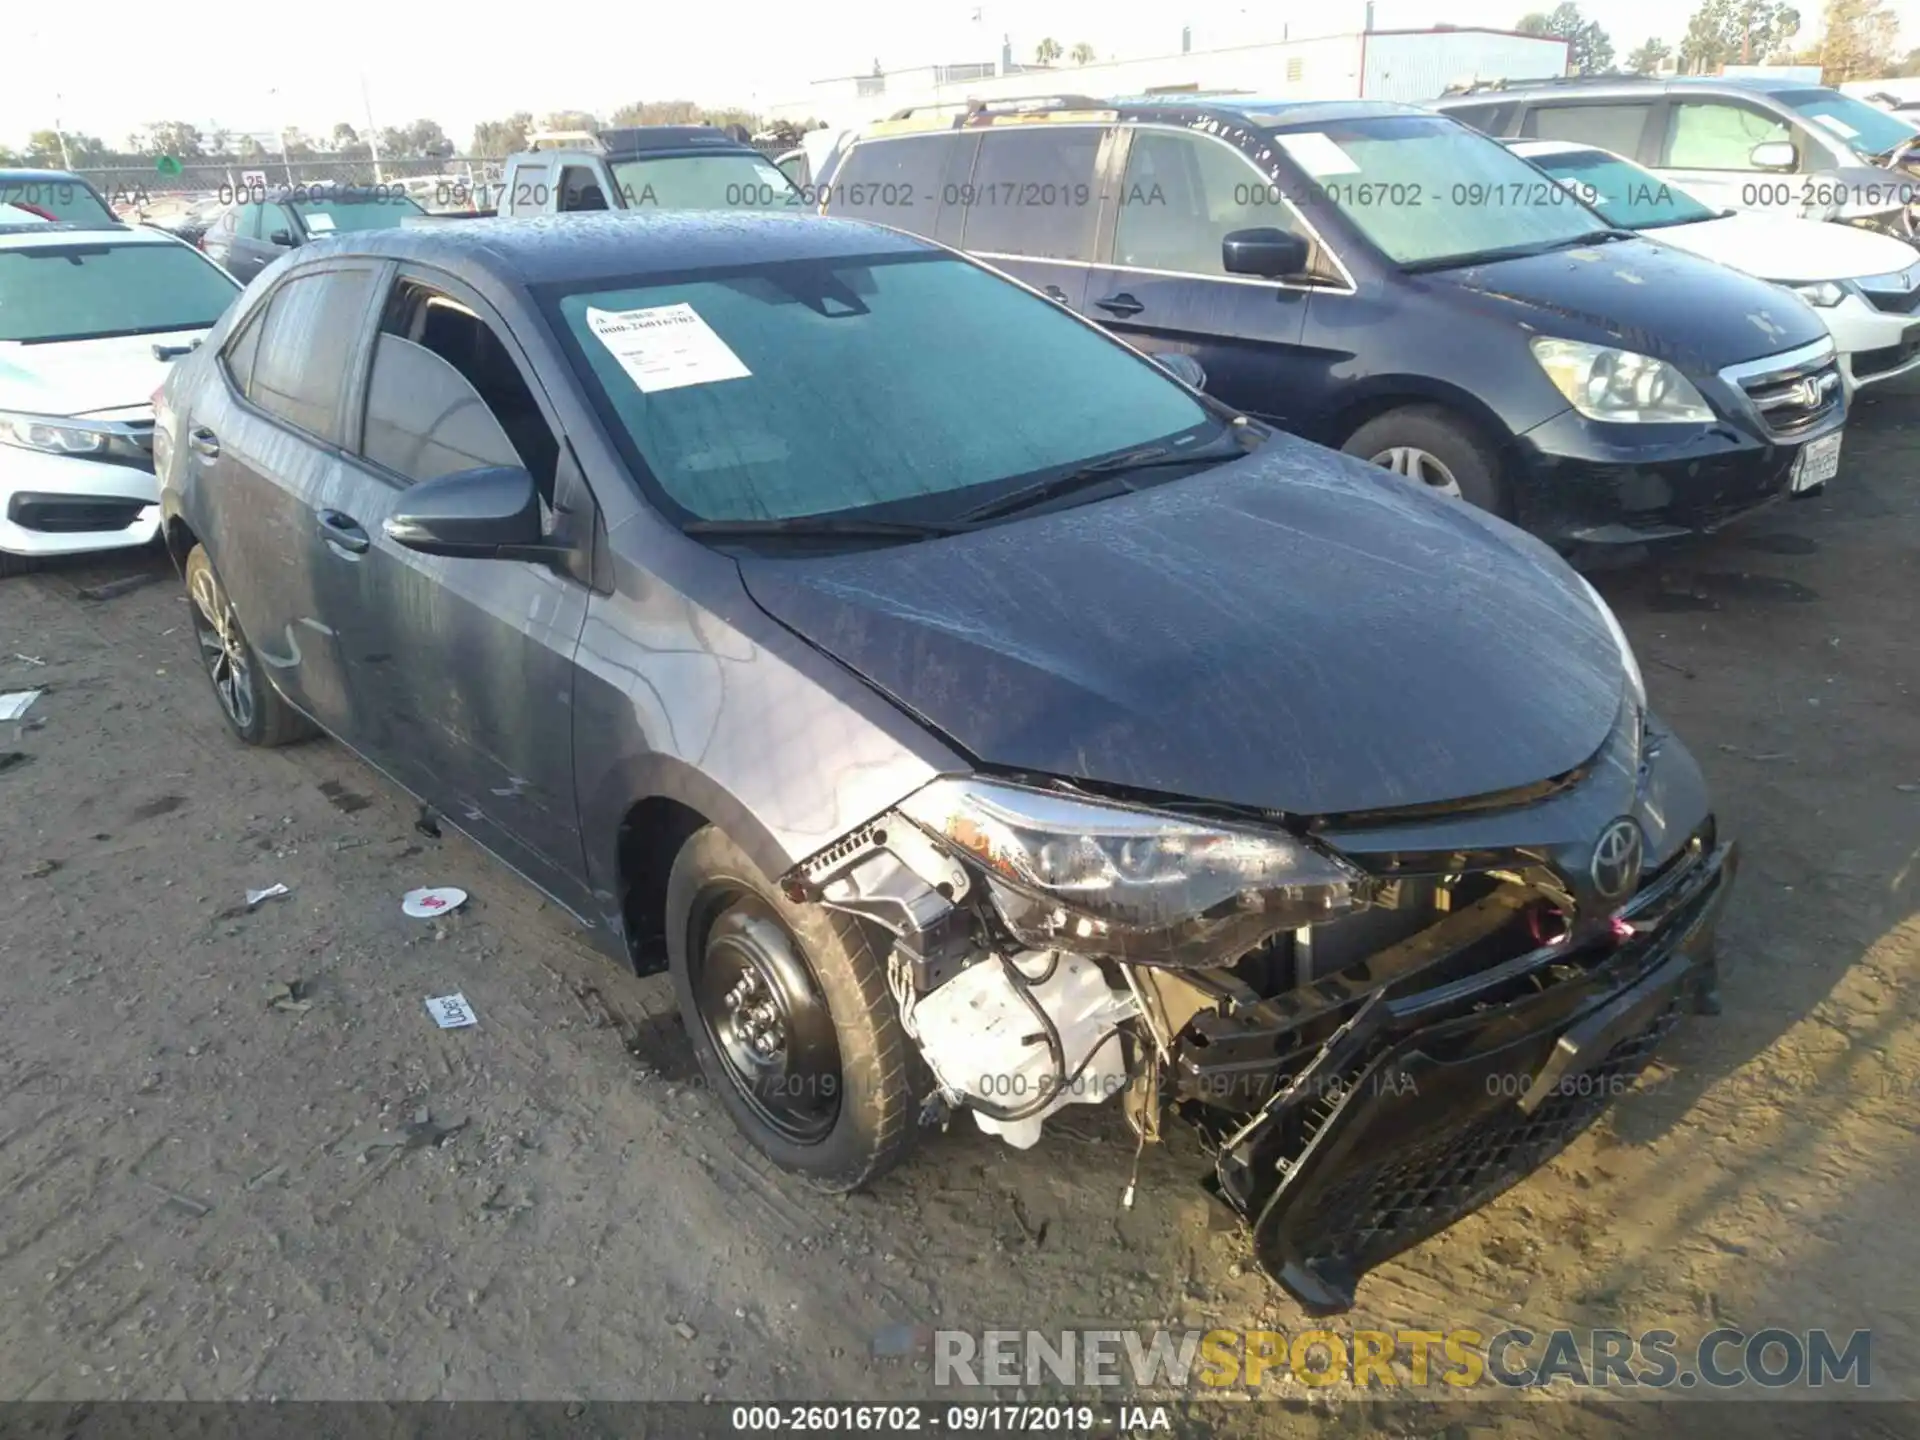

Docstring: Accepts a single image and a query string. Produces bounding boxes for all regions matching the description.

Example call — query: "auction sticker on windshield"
[1275,132,1361,178]
[586,303,752,393]
[305,213,336,233]
[1793,431,1841,492]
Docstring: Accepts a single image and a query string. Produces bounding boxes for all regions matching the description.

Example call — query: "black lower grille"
[1863,286,1920,315]
[1853,334,1920,379]
[5,493,150,534]
[1292,999,1684,1268]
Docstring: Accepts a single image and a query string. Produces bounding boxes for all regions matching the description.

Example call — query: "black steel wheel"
[665,825,924,1190]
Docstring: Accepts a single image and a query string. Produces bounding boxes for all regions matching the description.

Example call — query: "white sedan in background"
[0,222,240,575]
[1511,138,1920,392]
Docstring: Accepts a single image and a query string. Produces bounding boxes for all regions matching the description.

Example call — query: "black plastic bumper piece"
[1221,839,1735,1314]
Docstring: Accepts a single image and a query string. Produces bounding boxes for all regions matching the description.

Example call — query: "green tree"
[1035,36,1063,64]
[1518,3,1615,72]
[1070,41,1096,64]
[470,112,533,157]
[1678,0,1801,70]
[1626,36,1673,72]
[542,109,600,134]
[1818,0,1897,80]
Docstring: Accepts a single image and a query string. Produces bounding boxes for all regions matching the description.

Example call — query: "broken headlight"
[898,777,1367,968]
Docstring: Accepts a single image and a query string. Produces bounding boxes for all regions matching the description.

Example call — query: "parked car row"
[0,86,1900,1309]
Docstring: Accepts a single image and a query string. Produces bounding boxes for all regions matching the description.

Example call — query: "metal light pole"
[360,72,384,184]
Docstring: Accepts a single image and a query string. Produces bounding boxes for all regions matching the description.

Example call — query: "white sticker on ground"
[586,303,752,393]
[425,993,477,1029]
[1276,132,1362,177]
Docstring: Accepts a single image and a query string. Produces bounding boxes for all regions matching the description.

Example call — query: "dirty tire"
[183,544,315,748]
[0,550,41,578]
[666,825,923,1191]
[1343,404,1510,517]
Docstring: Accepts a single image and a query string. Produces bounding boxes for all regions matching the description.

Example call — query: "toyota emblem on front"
[1590,818,1644,902]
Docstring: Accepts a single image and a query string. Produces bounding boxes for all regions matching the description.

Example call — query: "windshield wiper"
[958,442,1237,523]
[681,516,972,540]
[1402,228,1634,274]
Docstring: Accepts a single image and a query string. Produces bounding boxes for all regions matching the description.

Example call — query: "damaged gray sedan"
[155,214,1734,1312]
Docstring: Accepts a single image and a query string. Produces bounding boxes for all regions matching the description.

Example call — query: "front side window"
[1524,148,1720,229]
[248,268,375,443]
[609,153,796,212]
[0,240,239,343]
[238,202,266,239]
[1666,102,1794,170]
[0,178,114,225]
[960,127,1103,260]
[1269,114,1608,269]
[1114,128,1309,276]
[545,252,1212,524]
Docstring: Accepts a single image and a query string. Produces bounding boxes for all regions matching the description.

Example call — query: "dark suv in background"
[818,97,1845,549]
[1434,76,1920,238]
[202,184,428,281]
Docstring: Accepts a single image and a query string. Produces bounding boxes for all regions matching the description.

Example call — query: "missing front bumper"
[1207,838,1735,1314]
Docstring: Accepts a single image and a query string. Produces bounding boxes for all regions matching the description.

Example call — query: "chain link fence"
[72,157,509,214]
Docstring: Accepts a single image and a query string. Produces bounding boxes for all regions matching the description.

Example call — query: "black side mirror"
[1153,353,1208,391]
[385,465,561,562]
[269,228,297,246]
[1222,227,1309,279]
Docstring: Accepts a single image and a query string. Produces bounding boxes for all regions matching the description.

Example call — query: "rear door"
[319,268,595,906]
[955,124,1112,310]
[190,263,383,733]
[1080,126,1326,429]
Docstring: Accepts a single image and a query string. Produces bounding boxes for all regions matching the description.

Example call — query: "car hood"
[1649,211,1919,283]
[0,328,210,417]
[737,438,1627,819]
[1429,235,1828,371]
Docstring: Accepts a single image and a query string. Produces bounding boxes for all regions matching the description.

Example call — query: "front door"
[1081,127,1324,430]
[1659,98,1810,217]
[318,270,594,908]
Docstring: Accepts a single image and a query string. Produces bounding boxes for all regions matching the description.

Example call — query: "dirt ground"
[1,389,1917,1438]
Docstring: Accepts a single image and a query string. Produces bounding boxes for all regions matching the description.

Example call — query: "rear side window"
[960,127,1103,260]
[825,135,949,236]
[1526,102,1657,158]
[222,307,265,394]
[248,269,375,444]
[1441,102,1518,135]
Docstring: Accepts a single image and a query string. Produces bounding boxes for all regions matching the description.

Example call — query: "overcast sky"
[10,0,1918,152]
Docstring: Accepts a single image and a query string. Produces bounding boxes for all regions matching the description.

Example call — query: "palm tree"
[1070,41,1096,64]
[1035,37,1063,65]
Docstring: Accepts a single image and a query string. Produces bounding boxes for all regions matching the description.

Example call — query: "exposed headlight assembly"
[1574,572,1647,711]
[1530,339,1715,424]
[899,777,1367,968]
[0,411,112,456]
[1790,280,1848,307]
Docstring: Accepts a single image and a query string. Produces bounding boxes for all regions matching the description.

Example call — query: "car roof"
[0,168,99,184]
[292,211,935,286]
[0,221,161,249]
[851,94,1429,142]
[1437,74,1828,101]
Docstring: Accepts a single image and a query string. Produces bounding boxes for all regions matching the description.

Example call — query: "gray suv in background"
[1435,76,1920,238]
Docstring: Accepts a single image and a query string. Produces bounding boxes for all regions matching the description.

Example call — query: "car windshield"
[546,251,1216,525]
[0,241,239,343]
[0,177,115,225]
[1524,148,1720,229]
[1268,114,1609,267]
[609,153,800,211]
[1777,89,1919,158]
[291,193,427,233]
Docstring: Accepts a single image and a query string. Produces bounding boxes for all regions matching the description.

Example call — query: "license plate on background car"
[1792,432,1842,492]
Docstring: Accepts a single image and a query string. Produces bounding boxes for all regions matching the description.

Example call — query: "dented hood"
[1430,235,1829,371]
[738,438,1628,818]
